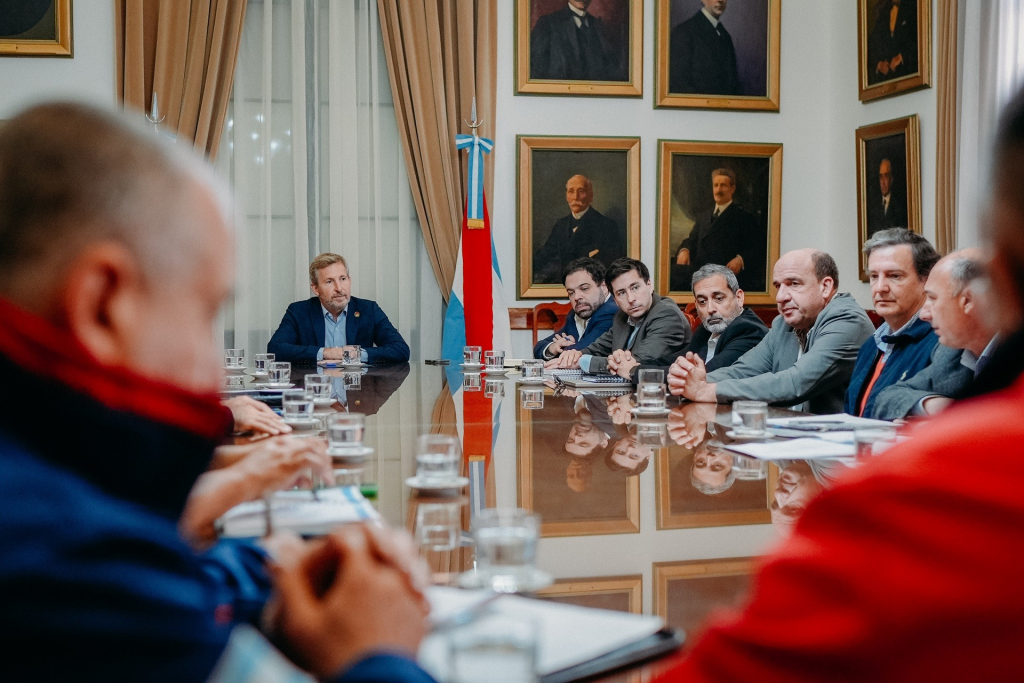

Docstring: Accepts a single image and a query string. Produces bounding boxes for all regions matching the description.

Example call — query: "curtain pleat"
[377,0,497,304]
[936,0,959,254]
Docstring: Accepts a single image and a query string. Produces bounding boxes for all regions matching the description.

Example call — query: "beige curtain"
[115,0,247,160]
[377,0,497,303]
[935,0,959,254]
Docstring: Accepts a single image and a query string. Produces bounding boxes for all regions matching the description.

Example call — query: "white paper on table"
[420,587,665,679]
[767,413,894,428]
[725,437,857,460]
[217,487,379,538]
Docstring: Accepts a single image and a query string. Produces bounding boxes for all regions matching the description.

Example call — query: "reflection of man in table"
[673,168,765,292]
[868,0,918,84]
[534,174,626,284]
[669,0,742,96]
[530,0,627,82]
[867,158,907,236]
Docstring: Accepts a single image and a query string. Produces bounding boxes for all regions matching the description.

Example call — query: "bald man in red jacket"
[655,86,1024,683]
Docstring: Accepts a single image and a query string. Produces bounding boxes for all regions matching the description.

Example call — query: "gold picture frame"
[655,139,783,305]
[857,0,931,103]
[517,389,641,537]
[515,0,643,97]
[518,135,641,299]
[0,1,73,57]
[855,115,922,281]
[654,0,780,111]
[653,558,755,631]
[536,574,643,614]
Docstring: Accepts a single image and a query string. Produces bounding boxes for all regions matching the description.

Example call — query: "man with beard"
[534,258,618,359]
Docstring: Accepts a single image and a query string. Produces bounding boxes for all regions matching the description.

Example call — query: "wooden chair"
[531,302,573,346]
[682,303,700,333]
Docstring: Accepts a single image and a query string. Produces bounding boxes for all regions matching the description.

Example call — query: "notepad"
[217,486,379,538]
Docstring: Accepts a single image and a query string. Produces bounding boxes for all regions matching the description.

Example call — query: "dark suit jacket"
[867,0,918,85]
[533,296,618,359]
[870,344,974,419]
[267,296,410,365]
[669,10,741,95]
[534,207,626,284]
[529,7,626,82]
[672,203,766,292]
[867,191,908,235]
[583,293,692,373]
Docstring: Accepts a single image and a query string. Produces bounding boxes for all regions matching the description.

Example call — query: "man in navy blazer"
[534,258,618,359]
[268,253,410,364]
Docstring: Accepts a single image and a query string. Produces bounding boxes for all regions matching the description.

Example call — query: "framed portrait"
[518,135,641,299]
[517,390,641,537]
[857,0,931,102]
[655,424,775,530]
[655,140,782,305]
[653,558,755,634]
[515,0,643,97]
[536,574,643,614]
[0,0,73,57]
[855,115,922,281]
[654,0,780,111]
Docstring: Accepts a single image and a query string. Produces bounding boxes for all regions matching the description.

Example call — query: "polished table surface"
[228,362,858,680]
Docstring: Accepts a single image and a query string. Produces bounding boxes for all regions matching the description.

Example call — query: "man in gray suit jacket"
[669,249,875,414]
[546,258,691,374]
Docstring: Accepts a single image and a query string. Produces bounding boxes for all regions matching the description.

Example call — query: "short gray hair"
[948,255,985,295]
[863,228,940,279]
[689,441,737,495]
[692,263,740,294]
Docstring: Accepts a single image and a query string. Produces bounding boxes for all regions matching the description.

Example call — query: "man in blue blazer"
[534,257,618,359]
[268,253,410,364]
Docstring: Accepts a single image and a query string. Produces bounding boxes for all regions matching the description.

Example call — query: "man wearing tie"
[669,0,742,96]
[529,0,627,82]
[867,158,908,236]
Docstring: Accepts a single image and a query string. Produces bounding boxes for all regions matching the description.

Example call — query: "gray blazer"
[707,293,875,414]
[870,344,974,419]
[583,293,692,373]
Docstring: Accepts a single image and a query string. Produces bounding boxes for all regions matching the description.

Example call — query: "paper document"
[217,486,379,538]
[726,437,856,460]
[767,413,894,428]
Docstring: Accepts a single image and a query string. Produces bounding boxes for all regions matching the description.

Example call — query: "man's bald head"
[772,248,840,331]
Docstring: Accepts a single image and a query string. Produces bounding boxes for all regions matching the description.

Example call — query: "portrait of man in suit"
[866,0,919,86]
[528,0,629,83]
[866,158,908,236]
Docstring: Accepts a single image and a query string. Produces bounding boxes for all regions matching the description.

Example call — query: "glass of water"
[484,350,505,370]
[416,501,462,552]
[343,345,362,365]
[521,359,544,381]
[733,454,769,480]
[224,348,245,370]
[463,373,482,392]
[463,346,483,366]
[449,613,537,683]
[520,387,544,410]
[415,434,460,483]
[472,508,540,594]
[732,400,768,437]
[327,412,366,455]
[281,389,313,422]
[636,369,666,411]
[304,374,333,403]
[484,379,505,398]
[342,370,362,390]
[253,352,274,374]
[268,361,291,385]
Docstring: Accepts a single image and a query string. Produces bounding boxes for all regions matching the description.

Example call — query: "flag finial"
[465,96,483,132]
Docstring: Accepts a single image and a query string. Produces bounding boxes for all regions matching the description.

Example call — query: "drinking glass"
[463,373,482,392]
[416,502,462,551]
[342,371,362,390]
[472,508,540,594]
[449,613,538,683]
[463,346,483,366]
[521,359,544,381]
[635,421,667,447]
[484,350,505,370]
[636,369,666,411]
[268,361,291,385]
[415,434,460,483]
[224,348,245,370]
[327,413,366,454]
[484,379,505,398]
[253,352,274,374]
[732,401,768,437]
[854,426,898,461]
[281,389,313,422]
[733,454,769,480]
[304,374,333,403]
[520,387,544,410]
[343,345,362,365]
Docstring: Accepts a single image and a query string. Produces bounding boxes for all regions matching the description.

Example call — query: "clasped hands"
[667,352,717,403]
[323,345,362,361]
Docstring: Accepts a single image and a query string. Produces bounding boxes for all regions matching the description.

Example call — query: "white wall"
[0,1,116,118]
[494,0,940,358]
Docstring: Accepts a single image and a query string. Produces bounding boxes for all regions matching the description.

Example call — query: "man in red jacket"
[655,88,1024,682]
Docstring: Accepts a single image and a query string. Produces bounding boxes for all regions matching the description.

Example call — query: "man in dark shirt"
[669,0,742,95]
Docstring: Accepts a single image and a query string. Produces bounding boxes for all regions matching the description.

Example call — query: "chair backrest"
[682,303,700,333]
[532,302,573,345]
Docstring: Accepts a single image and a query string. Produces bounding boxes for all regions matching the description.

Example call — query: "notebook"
[216,486,379,538]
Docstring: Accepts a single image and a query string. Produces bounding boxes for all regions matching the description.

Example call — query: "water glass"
[521,359,544,381]
[343,345,362,365]
[268,361,291,385]
[463,346,483,366]
[484,350,505,370]
[327,412,366,454]
[253,352,274,374]
[304,374,333,402]
[463,373,482,392]
[416,502,462,552]
[732,400,768,437]
[520,387,544,410]
[636,369,666,411]
[854,426,898,461]
[449,613,537,683]
[281,389,313,422]
[733,454,769,480]
[223,374,245,390]
[635,421,667,447]
[472,508,540,594]
[224,348,245,370]
[485,379,505,398]
[342,371,362,390]
[416,434,460,483]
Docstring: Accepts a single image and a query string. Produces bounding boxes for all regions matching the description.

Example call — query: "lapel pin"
[354,311,360,318]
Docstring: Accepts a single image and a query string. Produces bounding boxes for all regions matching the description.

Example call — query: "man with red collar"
[0,104,435,682]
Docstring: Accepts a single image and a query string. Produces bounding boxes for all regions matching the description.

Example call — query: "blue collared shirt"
[872,312,921,360]
[316,305,368,362]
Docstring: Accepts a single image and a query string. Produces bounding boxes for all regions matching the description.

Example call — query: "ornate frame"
[857,0,931,102]
[0,1,73,57]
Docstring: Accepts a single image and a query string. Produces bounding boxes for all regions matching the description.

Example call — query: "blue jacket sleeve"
[268,304,321,363]
[198,539,273,628]
[330,654,438,683]
[364,303,410,365]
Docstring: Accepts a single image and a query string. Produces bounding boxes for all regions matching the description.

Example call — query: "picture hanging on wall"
[654,0,781,111]
[517,135,641,299]
[0,0,72,57]
[855,115,922,282]
[655,139,783,305]
[515,0,643,97]
[857,0,931,102]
